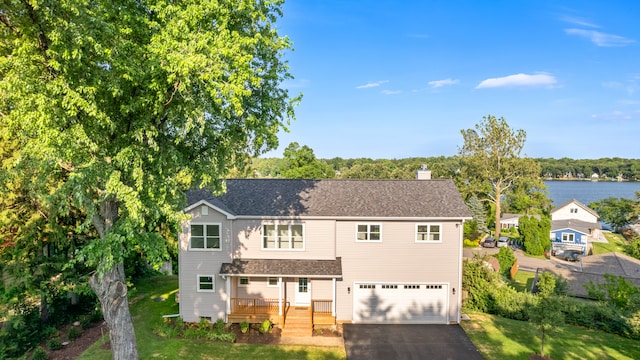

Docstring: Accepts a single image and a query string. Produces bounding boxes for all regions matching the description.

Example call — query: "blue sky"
[264,0,640,159]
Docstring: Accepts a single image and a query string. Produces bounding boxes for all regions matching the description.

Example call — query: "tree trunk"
[495,184,502,238]
[89,263,138,360]
[89,198,138,359]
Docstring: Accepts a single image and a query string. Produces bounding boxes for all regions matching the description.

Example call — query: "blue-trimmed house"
[550,199,601,255]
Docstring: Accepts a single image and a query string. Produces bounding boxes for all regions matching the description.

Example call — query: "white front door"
[295,277,311,306]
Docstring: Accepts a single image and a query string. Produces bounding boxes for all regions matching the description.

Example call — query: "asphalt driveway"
[343,324,482,360]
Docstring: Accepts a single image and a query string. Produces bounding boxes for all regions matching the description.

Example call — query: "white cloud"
[356,80,388,89]
[591,110,639,121]
[381,90,402,95]
[560,15,600,29]
[565,28,635,47]
[428,78,459,88]
[476,73,557,89]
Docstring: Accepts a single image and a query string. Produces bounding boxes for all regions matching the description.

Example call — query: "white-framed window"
[262,224,304,250]
[356,224,382,242]
[189,223,221,250]
[197,275,215,292]
[267,277,279,287]
[562,232,575,243]
[416,223,442,242]
[239,277,250,287]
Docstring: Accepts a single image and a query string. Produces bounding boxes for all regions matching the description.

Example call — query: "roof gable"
[551,198,599,218]
[186,178,471,219]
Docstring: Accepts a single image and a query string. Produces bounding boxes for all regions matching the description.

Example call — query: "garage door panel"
[353,283,448,323]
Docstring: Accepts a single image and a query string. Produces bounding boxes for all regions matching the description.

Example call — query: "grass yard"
[593,232,628,255]
[461,312,640,360]
[509,270,536,293]
[79,276,346,360]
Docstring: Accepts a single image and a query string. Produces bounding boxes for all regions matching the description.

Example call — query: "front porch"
[227,298,336,331]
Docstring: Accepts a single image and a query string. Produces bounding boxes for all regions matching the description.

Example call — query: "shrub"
[68,326,82,341]
[494,247,516,277]
[463,238,479,248]
[259,319,271,334]
[240,321,249,334]
[31,347,48,360]
[153,319,180,338]
[198,318,211,331]
[206,331,236,342]
[47,338,62,351]
[215,319,225,333]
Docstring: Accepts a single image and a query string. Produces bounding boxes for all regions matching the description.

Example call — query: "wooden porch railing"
[311,299,335,326]
[231,298,285,314]
[311,299,333,314]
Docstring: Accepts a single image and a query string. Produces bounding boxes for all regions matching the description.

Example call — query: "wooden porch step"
[282,307,312,337]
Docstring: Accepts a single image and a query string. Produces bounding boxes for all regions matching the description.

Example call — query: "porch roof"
[220,257,342,278]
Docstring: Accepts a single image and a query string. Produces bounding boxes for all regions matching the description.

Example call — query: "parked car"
[482,237,496,248]
[556,250,583,261]
[497,236,509,248]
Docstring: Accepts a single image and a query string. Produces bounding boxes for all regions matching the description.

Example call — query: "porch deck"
[227,298,336,329]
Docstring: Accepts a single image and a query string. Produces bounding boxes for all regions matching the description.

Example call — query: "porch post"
[278,277,283,316]
[225,277,231,317]
[332,277,336,317]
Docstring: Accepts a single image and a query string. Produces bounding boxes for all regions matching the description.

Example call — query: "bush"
[31,346,48,360]
[494,247,516,277]
[259,319,271,334]
[215,318,225,332]
[0,303,43,358]
[240,321,249,334]
[463,238,479,248]
[68,326,82,341]
[47,338,62,351]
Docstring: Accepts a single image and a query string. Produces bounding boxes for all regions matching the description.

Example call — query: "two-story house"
[550,199,601,255]
[177,175,471,334]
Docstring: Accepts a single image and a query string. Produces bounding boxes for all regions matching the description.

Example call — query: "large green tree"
[281,142,334,178]
[0,1,297,358]
[590,197,638,232]
[459,115,544,237]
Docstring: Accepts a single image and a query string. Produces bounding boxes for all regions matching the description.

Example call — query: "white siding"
[179,206,233,322]
[335,220,462,324]
[233,219,336,260]
[552,201,598,223]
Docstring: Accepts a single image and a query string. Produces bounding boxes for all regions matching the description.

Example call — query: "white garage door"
[353,282,448,324]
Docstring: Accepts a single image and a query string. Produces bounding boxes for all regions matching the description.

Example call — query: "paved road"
[343,324,483,360]
[463,246,581,273]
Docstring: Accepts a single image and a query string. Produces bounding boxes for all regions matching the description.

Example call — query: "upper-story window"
[263,224,304,249]
[356,224,381,242]
[416,224,442,242]
[190,224,221,250]
[570,208,578,214]
[562,232,575,242]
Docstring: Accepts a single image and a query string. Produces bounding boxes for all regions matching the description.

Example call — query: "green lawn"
[509,271,535,293]
[79,276,346,360]
[461,312,640,360]
[593,232,628,254]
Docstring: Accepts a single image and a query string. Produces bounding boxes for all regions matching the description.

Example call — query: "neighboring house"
[177,175,471,333]
[500,213,541,230]
[501,213,522,230]
[550,199,601,255]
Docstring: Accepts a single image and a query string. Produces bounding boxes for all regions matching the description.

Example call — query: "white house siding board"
[234,277,279,298]
[552,201,598,223]
[334,220,461,323]
[233,219,336,260]
[179,206,234,322]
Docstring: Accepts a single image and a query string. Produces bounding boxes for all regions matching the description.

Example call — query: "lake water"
[544,180,640,207]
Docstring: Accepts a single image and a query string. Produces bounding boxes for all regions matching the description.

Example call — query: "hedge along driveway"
[79,276,346,360]
[461,312,640,360]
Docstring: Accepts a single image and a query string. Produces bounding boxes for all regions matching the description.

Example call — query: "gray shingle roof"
[220,258,343,277]
[187,178,471,219]
[552,219,601,234]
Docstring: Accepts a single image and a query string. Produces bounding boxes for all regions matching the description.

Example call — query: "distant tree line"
[253,152,640,182]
